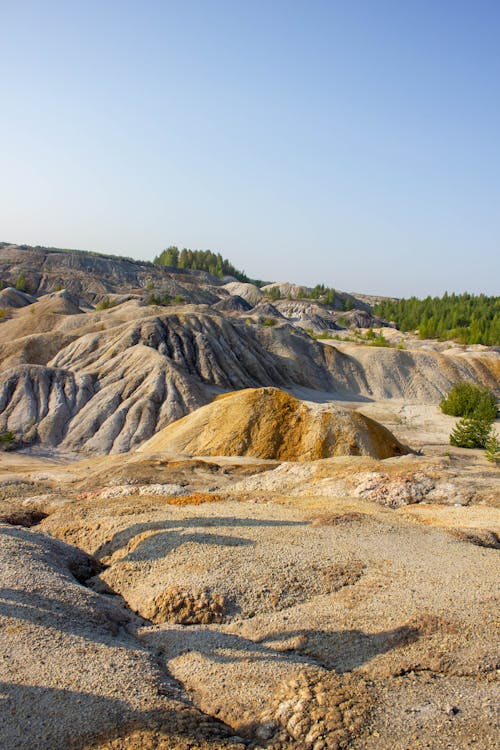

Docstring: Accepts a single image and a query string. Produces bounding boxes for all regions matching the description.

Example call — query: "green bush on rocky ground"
[442,382,499,457]
[0,431,15,451]
[440,382,497,422]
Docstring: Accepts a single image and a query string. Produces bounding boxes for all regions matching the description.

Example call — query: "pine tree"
[484,431,500,463]
[449,418,493,449]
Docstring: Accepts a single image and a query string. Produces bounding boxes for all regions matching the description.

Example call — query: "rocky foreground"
[0,435,499,750]
[0,244,499,748]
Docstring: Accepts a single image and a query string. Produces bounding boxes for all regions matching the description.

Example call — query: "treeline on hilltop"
[154,246,265,286]
[373,293,500,346]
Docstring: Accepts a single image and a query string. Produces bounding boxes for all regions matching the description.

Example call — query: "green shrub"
[262,317,277,327]
[95,297,117,310]
[484,431,500,463]
[263,286,281,301]
[0,431,15,450]
[449,418,494,449]
[307,329,334,340]
[146,292,171,306]
[367,333,391,347]
[316,329,333,340]
[15,273,29,292]
[440,382,497,422]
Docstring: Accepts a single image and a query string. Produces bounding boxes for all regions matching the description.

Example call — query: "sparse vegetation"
[0,431,15,450]
[146,292,171,306]
[306,329,334,340]
[449,418,496,449]
[263,286,281,301]
[262,317,277,327]
[440,382,497,422]
[316,329,334,339]
[15,273,29,292]
[42,244,138,263]
[95,297,117,310]
[362,329,392,347]
[310,328,396,347]
[295,284,338,306]
[145,291,185,306]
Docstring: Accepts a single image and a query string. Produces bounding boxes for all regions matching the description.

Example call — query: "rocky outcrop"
[261,283,369,312]
[332,308,394,329]
[0,287,36,308]
[275,299,341,332]
[0,365,96,446]
[221,281,263,305]
[212,294,252,313]
[0,244,223,305]
[247,300,285,321]
[139,387,409,459]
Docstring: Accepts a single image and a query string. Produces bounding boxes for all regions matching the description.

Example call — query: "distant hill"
[1,242,497,346]
[0,242,222,305]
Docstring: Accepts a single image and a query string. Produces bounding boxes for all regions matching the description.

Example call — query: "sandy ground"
[0,397,499,749]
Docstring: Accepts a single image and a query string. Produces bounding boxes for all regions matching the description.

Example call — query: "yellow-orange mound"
[139,387,409,460]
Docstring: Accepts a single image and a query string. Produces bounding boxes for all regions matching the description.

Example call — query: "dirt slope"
[139,387,408,460]
[0,523,243,750]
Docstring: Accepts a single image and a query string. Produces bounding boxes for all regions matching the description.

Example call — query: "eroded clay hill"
[0,294,498,454]
[0,244,498,455]
[140,388,408,460]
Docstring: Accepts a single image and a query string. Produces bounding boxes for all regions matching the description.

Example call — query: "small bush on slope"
[440,382,497,422]
[449,418,495,449]
[0,431,15,451]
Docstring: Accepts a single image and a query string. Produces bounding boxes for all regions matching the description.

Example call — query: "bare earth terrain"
[1,396,498,749]
[0,245,498,749]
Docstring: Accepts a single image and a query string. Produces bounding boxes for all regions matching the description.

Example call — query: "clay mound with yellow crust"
[139,387,409,460]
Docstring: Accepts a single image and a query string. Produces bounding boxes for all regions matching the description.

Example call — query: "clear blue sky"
[1,1,499,296]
